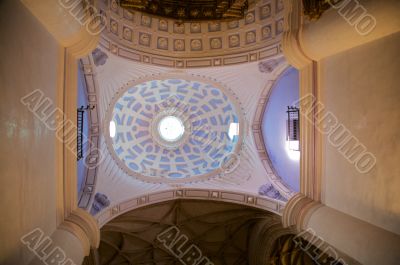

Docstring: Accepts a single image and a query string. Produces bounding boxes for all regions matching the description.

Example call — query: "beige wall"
[320,32,400,235]
[0,0,59,264]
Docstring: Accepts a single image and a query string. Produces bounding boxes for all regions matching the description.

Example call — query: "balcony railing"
[77,105,95,161]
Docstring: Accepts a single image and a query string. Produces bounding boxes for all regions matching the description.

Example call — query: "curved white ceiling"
[82,48,293,214]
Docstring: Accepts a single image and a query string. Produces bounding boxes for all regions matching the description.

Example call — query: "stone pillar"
[283,194,400,265]
[301,0,400,60]
[27,209,100,265]
[21,0,102,51]
[282,0,323,201]
[15,2,101,264]
[21,0,100,221]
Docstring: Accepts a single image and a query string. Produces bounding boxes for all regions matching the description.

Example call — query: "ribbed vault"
[84,200,346,265]
[269,235,344,265]
[95,200,278,264]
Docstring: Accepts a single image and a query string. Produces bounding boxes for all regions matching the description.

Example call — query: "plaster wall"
[320,32,400,235]
[302,0,400,60]
[0,0,59,263]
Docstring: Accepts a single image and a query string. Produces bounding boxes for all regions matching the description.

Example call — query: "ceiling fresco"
[105,76,244,183]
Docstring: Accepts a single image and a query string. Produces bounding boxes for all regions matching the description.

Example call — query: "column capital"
[282,193,322,231]
[59,209,100,256]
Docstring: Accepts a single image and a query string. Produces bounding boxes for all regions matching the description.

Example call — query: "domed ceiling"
[98,0,284,68]
[77,49,296,217]
[105,75,244,183]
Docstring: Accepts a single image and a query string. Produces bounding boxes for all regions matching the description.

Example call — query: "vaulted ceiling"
[93,200,278,265]
[77,48,297,221]
[98,0,284,68]
[77,0,299,237]
[85,200,343,265]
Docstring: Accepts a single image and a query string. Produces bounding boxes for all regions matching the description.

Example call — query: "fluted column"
[283,194,400,265]
[28,209,100,265]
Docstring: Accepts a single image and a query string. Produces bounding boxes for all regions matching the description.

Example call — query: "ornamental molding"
[60,209,101,255]
[96,188,286,227]
[282,0,322,200]
[98,0,285,68]
[78,55,102,210]
[282,0,313,68]
[282,193,322,231]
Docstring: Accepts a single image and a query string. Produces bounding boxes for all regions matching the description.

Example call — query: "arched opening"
[262,67,300,192]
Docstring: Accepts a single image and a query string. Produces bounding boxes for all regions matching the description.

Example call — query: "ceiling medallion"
[119,0,249,21]
[105,74,244,183]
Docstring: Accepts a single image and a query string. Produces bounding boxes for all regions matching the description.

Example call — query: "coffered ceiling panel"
[98,0,284,68]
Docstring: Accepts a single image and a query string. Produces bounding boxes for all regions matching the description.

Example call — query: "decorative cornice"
[96,188,287,227]
[282,193,322,231]
[78,55,101,210]
[258,56,286,73]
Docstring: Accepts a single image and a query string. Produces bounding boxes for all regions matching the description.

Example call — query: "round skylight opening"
[158,116,185,142]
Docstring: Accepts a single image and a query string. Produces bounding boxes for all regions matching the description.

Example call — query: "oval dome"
[105,76,244,183]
